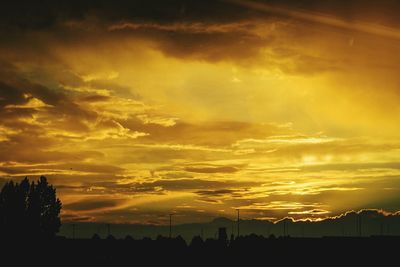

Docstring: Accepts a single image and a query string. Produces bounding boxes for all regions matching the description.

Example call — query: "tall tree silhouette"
[0,176,62,239]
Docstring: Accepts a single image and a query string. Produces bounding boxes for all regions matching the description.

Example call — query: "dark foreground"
[4,236,399,265]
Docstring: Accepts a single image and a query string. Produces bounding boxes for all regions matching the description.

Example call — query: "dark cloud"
[2,0,399,30]
[0,65,96,123]
[0,162,122,175]
[80,94,112,102]
[64,199,121,211]
[125,119,290,147]
[53,178,259,196]
[1,3,396,96]
[142,28,272,62]
[0,142,102,164]
[0,0,257,31]
[0,64,141,166]
[259,0,400,25]
[147,178,229,190]
[1,0,400,68]
[0,63,68,107]
[61,163,124,174]
[195,189,242,197]
[129,178,256,193]
[61,213,94,222]
[185,166,239,173]
[0,109,105,163]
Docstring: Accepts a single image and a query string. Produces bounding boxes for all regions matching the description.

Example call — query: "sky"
[1,0,400,225]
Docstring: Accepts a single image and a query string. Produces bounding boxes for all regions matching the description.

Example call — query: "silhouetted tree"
[125,235,134,241]
[0,176,62,239]
[269,234,276,239]
[190,235,204,248]
[174,235,187,249]
[218,227,228,245]
[107,234,116,241]
[92,233,101,240]
[230,233,235,245]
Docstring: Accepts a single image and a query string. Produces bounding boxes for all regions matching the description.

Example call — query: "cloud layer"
[1,0,400,224]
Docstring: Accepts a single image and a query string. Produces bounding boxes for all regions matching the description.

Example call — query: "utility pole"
[169,214,173,238]
[355,213,362,237]
[283,220,286,237]
[342,220,345,237]
[72,224,76,239]
[355,214,358,237]
[236,209,240,238]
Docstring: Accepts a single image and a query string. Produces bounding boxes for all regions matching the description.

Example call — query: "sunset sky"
[1,0,400,224]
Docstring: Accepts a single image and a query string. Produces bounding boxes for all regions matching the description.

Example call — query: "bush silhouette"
[0,176,62,239]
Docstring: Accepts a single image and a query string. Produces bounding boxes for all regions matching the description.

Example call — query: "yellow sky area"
[1,8,400,224]
[43,26,400,137]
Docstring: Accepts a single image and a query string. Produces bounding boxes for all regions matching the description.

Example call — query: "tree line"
[0,176,61,239]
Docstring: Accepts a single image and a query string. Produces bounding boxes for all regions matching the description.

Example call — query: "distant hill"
[59,209,400,242]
